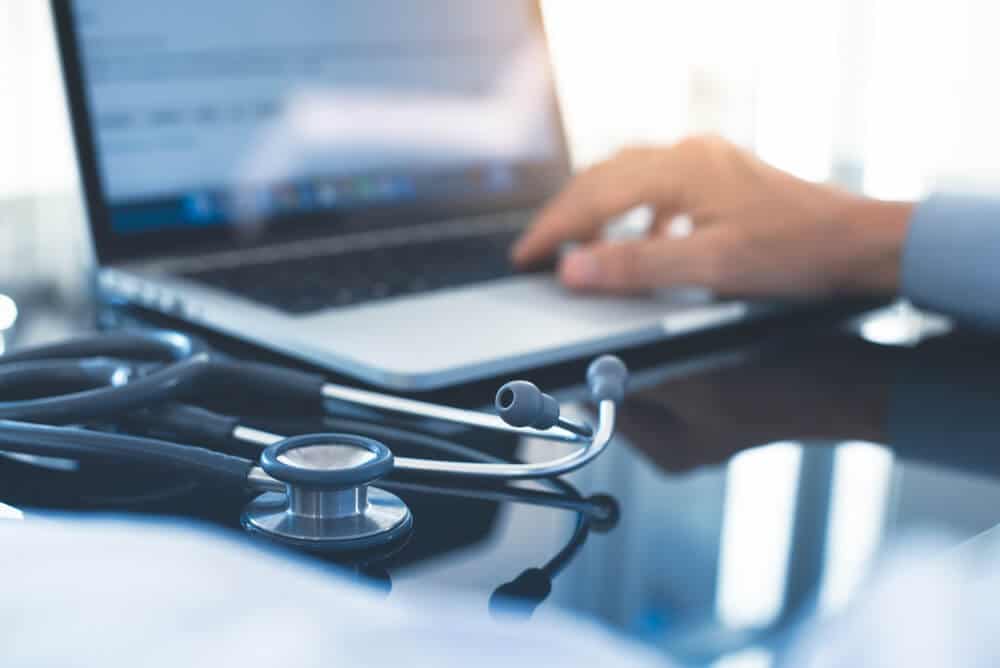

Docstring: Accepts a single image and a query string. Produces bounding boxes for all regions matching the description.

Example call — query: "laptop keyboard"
[183,226,546,314]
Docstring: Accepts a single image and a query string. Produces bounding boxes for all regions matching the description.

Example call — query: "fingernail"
[561,249,600,287]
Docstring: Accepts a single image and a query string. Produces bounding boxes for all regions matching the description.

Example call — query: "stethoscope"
[0,330,627,551]
[0,456,617,616]
[378,476,618,617]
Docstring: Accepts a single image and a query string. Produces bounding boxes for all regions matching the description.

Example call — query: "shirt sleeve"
[901,193,1000,328]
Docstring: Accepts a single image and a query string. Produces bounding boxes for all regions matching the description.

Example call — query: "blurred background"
[3,1,1000,664]
[6,0,1000,297]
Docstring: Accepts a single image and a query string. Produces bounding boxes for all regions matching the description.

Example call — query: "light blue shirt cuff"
[902,193,1000,328]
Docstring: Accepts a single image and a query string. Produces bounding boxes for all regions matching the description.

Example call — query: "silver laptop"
[54,0,756,390]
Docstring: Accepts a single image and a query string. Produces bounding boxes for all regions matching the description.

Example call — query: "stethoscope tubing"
[0,417,612,523]
[0,338,583,442]
[0,303,601,609]
[321,382,585,442]
[0,330,623,485]
[126,397,615,482]
[0,419,253,487]
[0,354,328,424]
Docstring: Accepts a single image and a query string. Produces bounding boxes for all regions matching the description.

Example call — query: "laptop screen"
[54,0,570,262]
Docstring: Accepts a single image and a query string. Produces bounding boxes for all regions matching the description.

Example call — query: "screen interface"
[68,0,565,237]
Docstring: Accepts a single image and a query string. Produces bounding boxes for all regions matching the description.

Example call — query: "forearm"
[902,194,1000,328]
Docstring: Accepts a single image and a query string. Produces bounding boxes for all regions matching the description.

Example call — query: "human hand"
[512,135,913,298]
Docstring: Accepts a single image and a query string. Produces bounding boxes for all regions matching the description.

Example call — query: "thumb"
[558,232,730,292]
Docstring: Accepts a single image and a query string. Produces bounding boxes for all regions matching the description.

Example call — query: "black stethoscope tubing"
[0,329,627,555]
[0,419,253,487]
[0,354,325,424]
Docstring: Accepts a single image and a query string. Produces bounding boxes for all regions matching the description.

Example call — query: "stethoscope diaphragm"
[241,433,413,552]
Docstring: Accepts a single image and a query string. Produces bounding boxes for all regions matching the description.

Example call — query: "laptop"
[53,0,757,390]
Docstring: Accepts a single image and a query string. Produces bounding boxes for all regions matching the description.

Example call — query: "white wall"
[0,0,83,290]
[0,0,77,199]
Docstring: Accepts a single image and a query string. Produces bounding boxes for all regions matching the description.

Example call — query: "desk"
[2,295,996,664]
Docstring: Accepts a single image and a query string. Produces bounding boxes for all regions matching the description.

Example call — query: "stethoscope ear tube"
[0,355,330,424]
[0,358,132,398]
[0,331,199,364]
[119,403,243,449]
[191,358,327,411]
[0,355,210,423]
[0,420,254,487]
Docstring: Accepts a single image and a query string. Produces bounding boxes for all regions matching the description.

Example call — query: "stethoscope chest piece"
[241,433,412,552]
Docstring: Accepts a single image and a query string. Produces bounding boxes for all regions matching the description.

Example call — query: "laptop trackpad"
[295,275,740,379]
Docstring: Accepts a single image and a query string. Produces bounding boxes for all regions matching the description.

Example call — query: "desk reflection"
[618,333,892,473]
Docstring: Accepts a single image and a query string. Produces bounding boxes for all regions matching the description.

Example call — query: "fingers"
[652,210,694,238]
[511,146,685,265]
[558,226,736,292]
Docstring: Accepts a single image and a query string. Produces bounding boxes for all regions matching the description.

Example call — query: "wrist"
[838,197,914,295]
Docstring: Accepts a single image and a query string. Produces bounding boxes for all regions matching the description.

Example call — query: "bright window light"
[754,0,840,181]
[0,1,29,199]
[861,0,968,199]
[716,442,803,629]
[818,441,895,613]
[540,1,693,165]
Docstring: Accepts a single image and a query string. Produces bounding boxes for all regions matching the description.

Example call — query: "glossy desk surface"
[1,297,997,665]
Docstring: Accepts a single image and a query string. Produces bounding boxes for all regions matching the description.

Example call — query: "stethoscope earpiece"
[494,354,628,437]
[587,355,629,404]
[495,381,559,429]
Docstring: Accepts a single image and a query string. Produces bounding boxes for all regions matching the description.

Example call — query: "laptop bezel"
[50,0,574,266]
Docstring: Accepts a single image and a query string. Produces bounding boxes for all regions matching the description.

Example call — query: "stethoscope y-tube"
[0,331,628,551]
